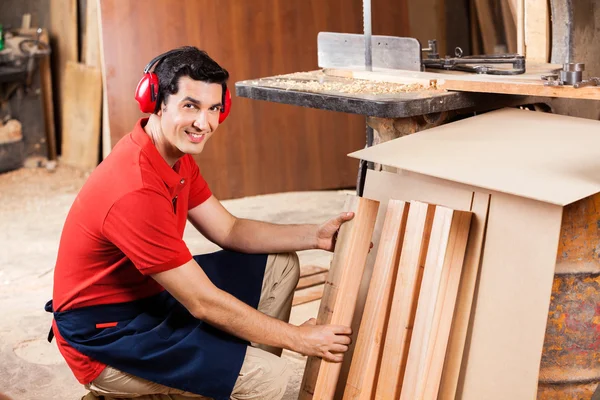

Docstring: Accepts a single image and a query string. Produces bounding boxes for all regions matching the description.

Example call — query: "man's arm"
[152,258,352,362]
[188,195,353,253]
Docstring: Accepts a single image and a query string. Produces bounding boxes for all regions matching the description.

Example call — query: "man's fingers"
[329,344,349,354]
[330,325,352,336]
[334,334,352,346]
[323,351,344,363]
[338,212,354,223]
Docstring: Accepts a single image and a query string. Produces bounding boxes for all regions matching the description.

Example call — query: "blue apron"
[45,250,268,400]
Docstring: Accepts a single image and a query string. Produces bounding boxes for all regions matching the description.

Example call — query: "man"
[47,47,353,400]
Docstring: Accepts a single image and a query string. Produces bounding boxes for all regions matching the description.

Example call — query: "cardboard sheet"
[350,108,600,206]
[457,193,562,400]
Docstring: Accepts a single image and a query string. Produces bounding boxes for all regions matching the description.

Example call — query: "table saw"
[235,1,600,399]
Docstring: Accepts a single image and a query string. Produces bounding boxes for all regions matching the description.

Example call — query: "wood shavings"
[262,76,430,95]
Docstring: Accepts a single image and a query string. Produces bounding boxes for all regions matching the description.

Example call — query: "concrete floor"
[0,165,353,400]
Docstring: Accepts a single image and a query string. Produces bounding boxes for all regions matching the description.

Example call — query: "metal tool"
[363,0,372,71]
[422,39,526,75]
[541,62,600,88]
[317,32,422,71]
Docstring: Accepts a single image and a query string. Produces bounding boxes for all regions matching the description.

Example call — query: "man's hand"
[316,212,355,252]
[293,318,352,362]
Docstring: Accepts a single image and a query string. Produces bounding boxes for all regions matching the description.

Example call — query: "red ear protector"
[134,50,231,124]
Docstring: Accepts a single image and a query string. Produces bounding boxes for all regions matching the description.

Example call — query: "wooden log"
[342,199,410,400]
[299,195,380,400]
[374,201,436,400]
[399,207,472,400]
[438,193,490,399]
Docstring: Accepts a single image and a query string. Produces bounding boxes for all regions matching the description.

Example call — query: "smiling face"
[154,76,223,164]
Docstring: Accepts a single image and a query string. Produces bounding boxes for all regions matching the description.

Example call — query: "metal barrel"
[538,193,600,399]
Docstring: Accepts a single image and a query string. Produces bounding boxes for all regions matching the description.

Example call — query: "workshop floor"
[0,165,352,400]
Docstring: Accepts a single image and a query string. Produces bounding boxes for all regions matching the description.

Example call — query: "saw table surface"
[235,70,528,118]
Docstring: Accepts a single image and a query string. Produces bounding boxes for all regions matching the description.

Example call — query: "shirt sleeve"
[187,155,212,209]
[102,188,193,275]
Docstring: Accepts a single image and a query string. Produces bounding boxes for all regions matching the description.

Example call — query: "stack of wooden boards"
[299,195,476,400]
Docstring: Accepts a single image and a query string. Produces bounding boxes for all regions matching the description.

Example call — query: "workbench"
[235,70,535,194]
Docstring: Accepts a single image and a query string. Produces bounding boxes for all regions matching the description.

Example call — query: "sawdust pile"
[0,165,88,214]
[256,71,431,95]
[264,77,426,95]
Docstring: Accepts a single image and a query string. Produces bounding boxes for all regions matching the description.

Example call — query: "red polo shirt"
[52,118,212,383]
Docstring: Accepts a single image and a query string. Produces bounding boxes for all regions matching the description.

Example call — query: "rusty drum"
[538,193,600,399]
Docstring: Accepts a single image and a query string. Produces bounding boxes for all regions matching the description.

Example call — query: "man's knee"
[265,252,300,291]
[232,347,291,400]
[278,252,300,289]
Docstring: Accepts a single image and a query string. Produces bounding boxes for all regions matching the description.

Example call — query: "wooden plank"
[469,0,482,55]
[83,0,101,68]
[297,272,328,290]
[61,61,102,170]
[474,0,499,54]
[323,66,600,100]
[343,199,410,400]
[38,30,57,160]
[408,0,445,56]
[373,201,436,400]
[421,209,473,399]
[49,0,78,142]
[524,0,550,63]
[299,196,380,400]
[515,0,524,55]
[438,192,490,399]
[293,285,324,307]
[300,265,328,278]
[456,193,562,399]
[500,0,517,54]
[399,207,472,400]
[354,170,473,400]
[97,0,111,159]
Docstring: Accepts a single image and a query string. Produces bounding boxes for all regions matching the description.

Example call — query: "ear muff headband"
[134,50,231,123]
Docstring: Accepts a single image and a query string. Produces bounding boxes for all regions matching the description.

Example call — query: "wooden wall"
[99,0,409,199]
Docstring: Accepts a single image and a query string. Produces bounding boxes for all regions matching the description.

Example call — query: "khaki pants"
[84,252,300,400]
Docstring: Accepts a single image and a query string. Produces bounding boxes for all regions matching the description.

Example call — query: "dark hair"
[153,46,229,113]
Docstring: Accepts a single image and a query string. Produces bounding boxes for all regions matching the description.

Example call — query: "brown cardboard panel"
[456,192,562,400]
[350,108,600,206]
